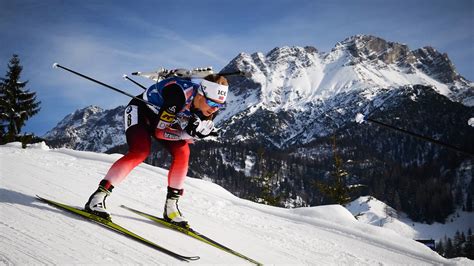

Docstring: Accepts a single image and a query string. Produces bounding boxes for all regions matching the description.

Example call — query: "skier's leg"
[160,140,190,226]
[163,140,190,190]
[85,103,151,217]
[103,124,151,186]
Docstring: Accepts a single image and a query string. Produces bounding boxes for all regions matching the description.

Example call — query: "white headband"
[200,79,228,103]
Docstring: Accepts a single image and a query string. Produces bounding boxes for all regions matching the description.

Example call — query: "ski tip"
[35,195,51,205]
[52,63,59,69]
[187,256,200,261]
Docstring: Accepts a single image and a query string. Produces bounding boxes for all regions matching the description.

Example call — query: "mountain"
[217,34,473,148]
[44,105,125,153]
[44,35,474,149]
[42,35,474,226]
[1,142,471,264]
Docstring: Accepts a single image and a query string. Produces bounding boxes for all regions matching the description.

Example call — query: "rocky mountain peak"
[75,105,103,118]
[226,46,320,71]
[266,45,319,59]
[53,105,103,129]
[412,46,460,83]
[337,35,466,85]
[339,34,415,65]
[44,105,125,152]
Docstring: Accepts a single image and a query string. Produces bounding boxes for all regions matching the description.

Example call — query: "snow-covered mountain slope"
[346,196,474,241]
[43,105,126,152]
[213,35,473,148]
[1,142,470,265]
[221,35,472,117]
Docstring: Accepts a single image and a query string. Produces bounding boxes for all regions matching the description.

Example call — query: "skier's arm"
[185,114,218,138]
[155,84,185,129]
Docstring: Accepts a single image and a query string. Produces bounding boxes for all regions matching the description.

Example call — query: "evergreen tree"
[453,231,463,257]
[454,186,463,206]
[0,83,5,137]
[393,191,402,212]
[445,237,455,258]
[460,232,467,257]
[466,192,473,212]
[435,238,445,256]
[0,54,41,144]
[250,148,282,206]
[466,228,474,259]
[315,135,360,205]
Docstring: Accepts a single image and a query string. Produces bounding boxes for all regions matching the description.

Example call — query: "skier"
[84,70,229,227]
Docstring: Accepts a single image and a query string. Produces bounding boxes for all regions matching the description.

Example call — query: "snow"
[355,113,365,124]
[346,196,474,242]
[227,45,472,120]
[1,142,472,265]
[469,117,474,127]
[244,154,255,177]
[214,88,260,125]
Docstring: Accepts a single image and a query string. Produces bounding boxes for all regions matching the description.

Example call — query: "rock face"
[343,35,416,65]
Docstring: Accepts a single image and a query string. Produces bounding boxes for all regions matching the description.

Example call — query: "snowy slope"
[346,196,474,242]
[0,142,471,265]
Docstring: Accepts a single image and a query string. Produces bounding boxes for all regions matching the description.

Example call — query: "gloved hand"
[185,114,216,138]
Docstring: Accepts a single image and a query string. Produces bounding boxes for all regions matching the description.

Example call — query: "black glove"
[185,114,216,138]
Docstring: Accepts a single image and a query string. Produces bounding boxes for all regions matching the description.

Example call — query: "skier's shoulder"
[163,77,200,90]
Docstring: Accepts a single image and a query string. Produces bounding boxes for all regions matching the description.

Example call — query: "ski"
[120,205,262,265]
[36,195,200,262]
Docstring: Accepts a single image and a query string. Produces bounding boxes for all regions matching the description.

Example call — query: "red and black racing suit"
[102,78,205,190]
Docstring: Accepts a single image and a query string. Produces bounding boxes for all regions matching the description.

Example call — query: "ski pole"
[218,70,251,78]
[123,74,148,90]
[52,63,160,109]
[365,117,474,157]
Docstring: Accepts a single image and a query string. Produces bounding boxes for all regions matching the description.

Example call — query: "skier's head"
[199,75,228,106]
[194,75,228,117]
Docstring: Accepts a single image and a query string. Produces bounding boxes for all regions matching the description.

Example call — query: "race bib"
[124,105,138,131]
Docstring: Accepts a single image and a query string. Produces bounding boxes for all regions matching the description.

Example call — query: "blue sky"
[1,0,473,136]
